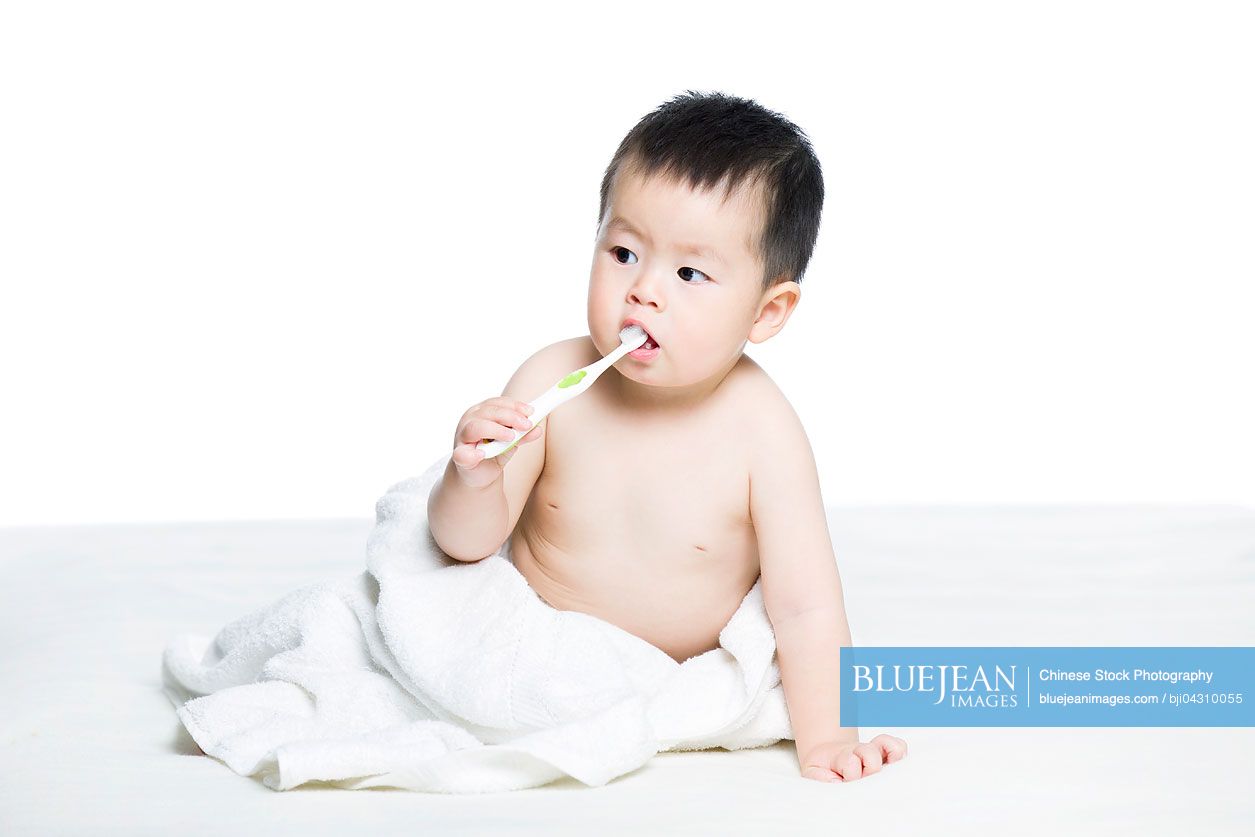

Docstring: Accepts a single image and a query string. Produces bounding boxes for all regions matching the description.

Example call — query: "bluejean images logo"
[840,647,1253,727]
[853,663,1018,708]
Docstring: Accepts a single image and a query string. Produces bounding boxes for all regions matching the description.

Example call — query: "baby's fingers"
[854,743,884,776]
[872,733,908,763]
[451,442,487,470]
[801,765,840,784]
[463,417,523,447]
[833,751,864,782]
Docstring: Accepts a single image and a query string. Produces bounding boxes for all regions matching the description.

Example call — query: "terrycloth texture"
[160,452,792,793]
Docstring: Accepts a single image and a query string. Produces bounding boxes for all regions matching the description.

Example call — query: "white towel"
[161,452,793,793]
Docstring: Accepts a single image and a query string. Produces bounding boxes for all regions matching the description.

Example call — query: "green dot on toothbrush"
[558,370,587,388]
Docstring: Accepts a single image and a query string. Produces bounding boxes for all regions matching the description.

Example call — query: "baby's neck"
[608,353,743,416]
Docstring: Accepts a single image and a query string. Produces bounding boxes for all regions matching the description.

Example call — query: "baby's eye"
[678,266,711,284]
[611,246,637,265]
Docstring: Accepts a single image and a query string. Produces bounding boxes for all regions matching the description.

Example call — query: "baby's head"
[587,90,824,406]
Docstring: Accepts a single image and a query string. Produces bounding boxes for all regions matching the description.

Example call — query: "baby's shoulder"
[537,335,604,374]
[722,355,806,452]
[512,336,596,380]
[500,337,597,410]
[535,335,597,363]
[723,353,789,409]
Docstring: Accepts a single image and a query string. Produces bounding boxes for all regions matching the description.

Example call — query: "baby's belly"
[509,516,761,664]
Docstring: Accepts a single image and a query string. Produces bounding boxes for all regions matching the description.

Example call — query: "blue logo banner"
[839,647,1253,726]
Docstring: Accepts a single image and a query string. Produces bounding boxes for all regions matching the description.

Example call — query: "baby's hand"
[450,397,541,490]
[800,733,908,783]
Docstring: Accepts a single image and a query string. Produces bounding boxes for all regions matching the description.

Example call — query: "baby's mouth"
[623,321,661,350]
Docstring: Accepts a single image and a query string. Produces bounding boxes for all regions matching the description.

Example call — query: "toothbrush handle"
[475,372,587,459]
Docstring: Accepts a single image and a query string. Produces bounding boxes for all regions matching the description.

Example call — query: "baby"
[428,91,907,784]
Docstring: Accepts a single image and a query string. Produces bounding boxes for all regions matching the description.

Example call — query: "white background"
[1,0,1251,527]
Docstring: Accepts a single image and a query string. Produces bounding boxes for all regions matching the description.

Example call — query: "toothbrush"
[476,324,648,459]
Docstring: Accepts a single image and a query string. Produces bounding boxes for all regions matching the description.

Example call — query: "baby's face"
[587,166,769,394]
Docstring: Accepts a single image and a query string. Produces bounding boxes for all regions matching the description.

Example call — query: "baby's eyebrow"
[607,215,726,266]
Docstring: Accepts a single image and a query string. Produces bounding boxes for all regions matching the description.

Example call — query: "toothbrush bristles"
[619,324,646,343]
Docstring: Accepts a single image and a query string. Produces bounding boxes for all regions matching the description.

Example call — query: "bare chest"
[540,405,754,563]
[510,381,761,661]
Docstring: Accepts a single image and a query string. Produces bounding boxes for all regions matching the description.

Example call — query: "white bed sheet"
[2,505,1253,835]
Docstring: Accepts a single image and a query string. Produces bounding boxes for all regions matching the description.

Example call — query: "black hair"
[598,90,824,292]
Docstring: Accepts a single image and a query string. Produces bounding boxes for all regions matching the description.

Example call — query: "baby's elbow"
[428,528,493,563]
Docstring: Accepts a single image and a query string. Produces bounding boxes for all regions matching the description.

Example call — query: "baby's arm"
[427,343,563,561]
[748,388,907,782]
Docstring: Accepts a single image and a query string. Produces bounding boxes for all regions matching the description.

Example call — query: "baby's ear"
[748,280,801,344]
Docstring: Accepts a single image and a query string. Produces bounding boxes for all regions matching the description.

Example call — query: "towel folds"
[161,452,792,792]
